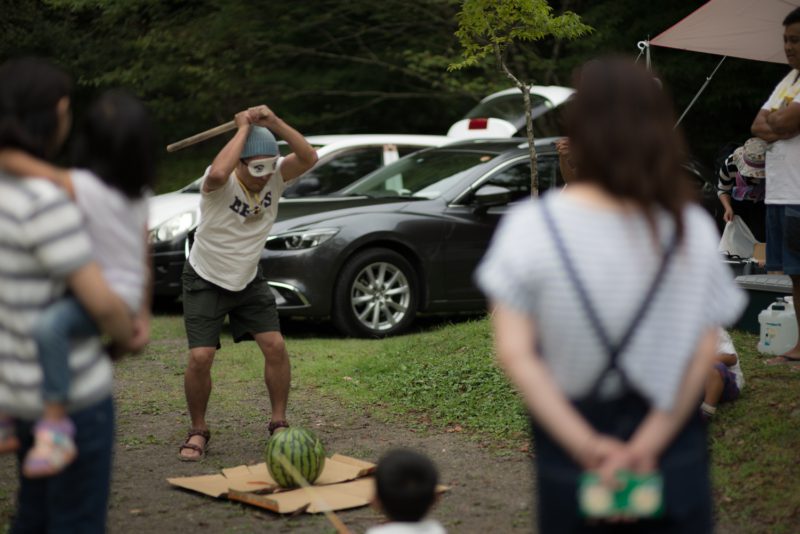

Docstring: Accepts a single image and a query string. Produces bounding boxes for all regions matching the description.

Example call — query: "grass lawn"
[1,315,797,532]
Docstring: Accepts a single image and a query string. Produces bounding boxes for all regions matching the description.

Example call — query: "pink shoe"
[22,418,77,478]
[0,415,19,454]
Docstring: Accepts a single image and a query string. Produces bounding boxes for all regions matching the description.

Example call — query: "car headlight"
[149,211,197,243]
[266,228,339,250]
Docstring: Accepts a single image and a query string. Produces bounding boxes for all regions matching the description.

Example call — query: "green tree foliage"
[0,0,790,183]
[450,0,590,195]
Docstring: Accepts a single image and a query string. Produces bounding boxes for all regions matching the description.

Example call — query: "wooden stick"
[166,120,237,153]
[274,453,353,534]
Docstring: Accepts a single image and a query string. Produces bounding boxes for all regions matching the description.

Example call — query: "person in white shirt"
[751,7,800,364]
[178,105,317,461]
[366,449,446,534]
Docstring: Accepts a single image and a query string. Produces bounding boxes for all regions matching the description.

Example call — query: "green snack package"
[578,471,664,518]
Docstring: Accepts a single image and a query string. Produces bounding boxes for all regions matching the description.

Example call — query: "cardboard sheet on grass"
[168,454,378,514]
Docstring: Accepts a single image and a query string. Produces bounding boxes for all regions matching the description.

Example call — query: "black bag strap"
[540,198,679,398]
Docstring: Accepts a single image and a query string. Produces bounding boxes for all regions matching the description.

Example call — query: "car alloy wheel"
[333,248,418,337]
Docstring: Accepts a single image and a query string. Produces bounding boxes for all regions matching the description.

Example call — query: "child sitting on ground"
[0,90,154,477]
[701,327,745,422]
[367,449,446,534]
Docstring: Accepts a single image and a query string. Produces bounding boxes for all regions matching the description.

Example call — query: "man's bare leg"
[254,331,290,427]
[782,275,800,360]
[180,346,216,459]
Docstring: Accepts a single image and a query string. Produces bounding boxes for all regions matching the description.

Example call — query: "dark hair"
[566,57,692,240]
[784,7,800,26]
[0,57,71,159]
[72,90,156,199]
[375,449,438,522]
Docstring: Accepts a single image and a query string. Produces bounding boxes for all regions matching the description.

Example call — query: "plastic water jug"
[757,297,798,355]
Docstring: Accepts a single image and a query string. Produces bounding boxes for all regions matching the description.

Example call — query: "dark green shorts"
[182,261,280,348]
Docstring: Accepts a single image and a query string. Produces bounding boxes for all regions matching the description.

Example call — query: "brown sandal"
[268,420,289,436]
[178,428,210,462]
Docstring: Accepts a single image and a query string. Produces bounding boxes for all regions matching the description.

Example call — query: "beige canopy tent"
[644,0,800,124]
[650,0,799,64]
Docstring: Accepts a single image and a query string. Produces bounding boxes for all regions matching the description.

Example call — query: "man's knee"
[257,333,287,360]
[188,347,216,371]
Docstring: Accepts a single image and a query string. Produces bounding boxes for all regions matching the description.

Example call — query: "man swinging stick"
[179,105,317,461]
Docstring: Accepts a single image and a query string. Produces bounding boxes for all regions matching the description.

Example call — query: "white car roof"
[299,134,453,151]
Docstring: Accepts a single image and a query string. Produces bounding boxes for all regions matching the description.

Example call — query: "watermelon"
[265,427,326,488]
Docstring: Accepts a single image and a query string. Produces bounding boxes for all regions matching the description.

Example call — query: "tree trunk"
[494,44,538,197]
[520,83,538,197]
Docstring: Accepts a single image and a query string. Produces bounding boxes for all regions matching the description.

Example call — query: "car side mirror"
[472,184,512,213]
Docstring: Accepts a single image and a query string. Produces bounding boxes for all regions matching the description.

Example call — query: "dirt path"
[0,336,534,533]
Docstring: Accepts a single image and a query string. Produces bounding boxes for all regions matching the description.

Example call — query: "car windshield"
[338,150,497,199]
[465,93,552,124]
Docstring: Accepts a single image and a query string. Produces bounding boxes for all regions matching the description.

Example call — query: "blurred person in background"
[477,57,745,533]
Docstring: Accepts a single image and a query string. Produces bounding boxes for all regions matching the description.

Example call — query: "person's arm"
[204,111,252,193]
[718,193,734,223]
[248,105,318,182]
[596,328,718,484]
[713,352,737,366]
[0,149,74,198]
[555,138,576,185]
[67,262,133,345]
[752,109,798,142]
[765,102,800,135]
[491,303,623,469]
[125,226,152,354]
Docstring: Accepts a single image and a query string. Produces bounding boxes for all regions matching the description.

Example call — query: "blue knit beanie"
[241,126,278,158]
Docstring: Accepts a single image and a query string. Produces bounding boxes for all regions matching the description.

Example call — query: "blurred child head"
[374,449,438,523]
[72,89,156,199]
[0,57,72,159]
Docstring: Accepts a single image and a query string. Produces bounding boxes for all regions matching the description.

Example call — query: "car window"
[341,150,496,199]
[484,161,531,201]
[476,155,563,202]
[465,93,550,125]
[397,145,431,157]
[283,146,383,198]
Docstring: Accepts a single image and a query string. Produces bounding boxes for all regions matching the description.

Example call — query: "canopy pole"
[674,56,727,128]
[636,40,649,67]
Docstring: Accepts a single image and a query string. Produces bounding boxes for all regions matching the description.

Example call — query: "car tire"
[332,248,419,338]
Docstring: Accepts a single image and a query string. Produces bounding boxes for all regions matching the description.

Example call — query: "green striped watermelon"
[265,427,326,488]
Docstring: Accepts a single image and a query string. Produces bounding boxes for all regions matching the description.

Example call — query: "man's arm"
[249,105,318,182]
[0,149,74,198]
[204,111,252,193]
[67,262,133,345]
[752,108,799,142]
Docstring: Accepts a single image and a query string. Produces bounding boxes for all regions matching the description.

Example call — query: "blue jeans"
[12,396,115,534]
[765,204,800,274]
[33,297,98,403]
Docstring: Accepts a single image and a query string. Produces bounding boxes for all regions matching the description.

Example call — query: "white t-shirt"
[71,169,149,312]
[476,194,747,411]
[189,159,290,291]
[716,328,744,391]
[762,69,800,204]
[365,519,446,534]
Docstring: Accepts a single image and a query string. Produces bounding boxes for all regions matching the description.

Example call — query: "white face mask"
[246,156,279,177]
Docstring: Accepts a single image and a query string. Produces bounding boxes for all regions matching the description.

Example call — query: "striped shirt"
[716,154,764,202]
[476,193,747,411]
[0,172,112,420]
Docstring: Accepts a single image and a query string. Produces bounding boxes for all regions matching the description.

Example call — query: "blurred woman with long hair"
[477,58,745,533]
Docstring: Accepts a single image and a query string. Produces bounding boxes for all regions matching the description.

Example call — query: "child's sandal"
[22,418,77,478]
